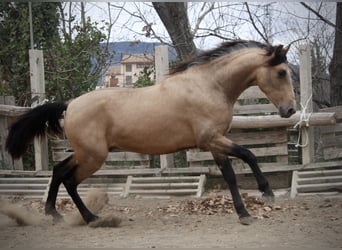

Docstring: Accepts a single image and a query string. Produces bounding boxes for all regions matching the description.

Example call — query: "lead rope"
[293,94,313,148]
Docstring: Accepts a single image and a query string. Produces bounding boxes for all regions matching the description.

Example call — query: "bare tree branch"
[104,3,113,47]
[244,2,269,43]
[108,3,168,44]
[194,32,239,41]
[300,2,336,28]
[192,2,216,35]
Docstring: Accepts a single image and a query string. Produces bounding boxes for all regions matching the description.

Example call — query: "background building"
[102,54,154,88]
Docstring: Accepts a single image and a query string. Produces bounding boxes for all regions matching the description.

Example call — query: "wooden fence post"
[299,44,314,165]
[29,49,49,171]
[0,96,23,170]
[155,45,174,171]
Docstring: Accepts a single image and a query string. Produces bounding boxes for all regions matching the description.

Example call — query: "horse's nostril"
[288,108,296,116]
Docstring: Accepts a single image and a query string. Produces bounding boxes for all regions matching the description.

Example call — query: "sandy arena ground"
[0,190,341,248]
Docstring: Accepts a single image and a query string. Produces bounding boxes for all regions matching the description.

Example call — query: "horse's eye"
[278,70,287,78]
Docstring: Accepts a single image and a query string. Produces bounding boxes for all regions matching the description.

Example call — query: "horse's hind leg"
[62,152,108,224]
[62,168,98,223]
[46,153,103,224]
[45,155,76,221]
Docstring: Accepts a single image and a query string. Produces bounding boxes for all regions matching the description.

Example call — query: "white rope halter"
[293,94,313,148]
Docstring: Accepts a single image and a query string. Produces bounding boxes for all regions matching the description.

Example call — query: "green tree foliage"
[133,66,155,88]
[46,16,110,101]
[0,2,60,105]
[0,2,111,105]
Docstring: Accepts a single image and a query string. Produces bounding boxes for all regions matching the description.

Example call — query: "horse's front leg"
[212,152,254,225]
[226,143,274,202]
[208,135,274,224]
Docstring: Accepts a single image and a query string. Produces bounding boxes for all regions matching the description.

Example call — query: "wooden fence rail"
[0,103,337,175]
[319,106,342,161]
[231,111,336,128]
[0,99,29,171]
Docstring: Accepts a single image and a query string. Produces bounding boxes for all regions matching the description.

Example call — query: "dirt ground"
[0,189,341,248]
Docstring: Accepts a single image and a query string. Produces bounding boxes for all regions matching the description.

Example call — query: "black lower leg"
[63,169,98,224]
[45,156,74,220]
[45,177,63,220]
[229,144,274,197]
[214,156,250,219]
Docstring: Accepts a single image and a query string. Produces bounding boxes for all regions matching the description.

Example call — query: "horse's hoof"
[239,216,255,225]
[47,211,63,223]
[262,193,275,205]
[88,215,122,228]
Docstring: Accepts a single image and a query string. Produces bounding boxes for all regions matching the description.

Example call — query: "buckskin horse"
[6,40,296,225]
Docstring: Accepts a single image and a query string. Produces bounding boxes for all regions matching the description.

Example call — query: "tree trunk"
[152,2,197,60]
[80,2,86,30]
[329,2,342,106]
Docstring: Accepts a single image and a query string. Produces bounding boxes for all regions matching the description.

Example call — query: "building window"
[137,64,149,69]
[126,76,132,85]
[126,64,132,72]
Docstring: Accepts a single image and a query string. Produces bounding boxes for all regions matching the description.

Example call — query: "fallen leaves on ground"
[157,193,291,219]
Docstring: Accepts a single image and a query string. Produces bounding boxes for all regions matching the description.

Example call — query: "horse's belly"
[109,123,196,154]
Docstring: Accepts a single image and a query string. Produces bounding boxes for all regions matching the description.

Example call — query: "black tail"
[6,102,68,159]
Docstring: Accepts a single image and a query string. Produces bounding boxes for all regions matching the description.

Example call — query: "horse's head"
[255,45,296,118]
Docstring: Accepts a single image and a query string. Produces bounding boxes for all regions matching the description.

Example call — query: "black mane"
[170,40,284,74]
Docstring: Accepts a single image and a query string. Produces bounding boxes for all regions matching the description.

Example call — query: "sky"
[69,2,336,64]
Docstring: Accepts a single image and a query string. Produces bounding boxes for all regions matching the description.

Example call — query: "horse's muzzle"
[279,104,296,118]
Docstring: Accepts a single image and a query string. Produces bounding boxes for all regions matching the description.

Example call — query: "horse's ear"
[283,44,290,55]
[274,44,290,56]
[274,45,284,56]
[269,45,287,66]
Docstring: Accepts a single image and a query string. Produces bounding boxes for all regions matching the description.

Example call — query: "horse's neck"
[212,51,264,104]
